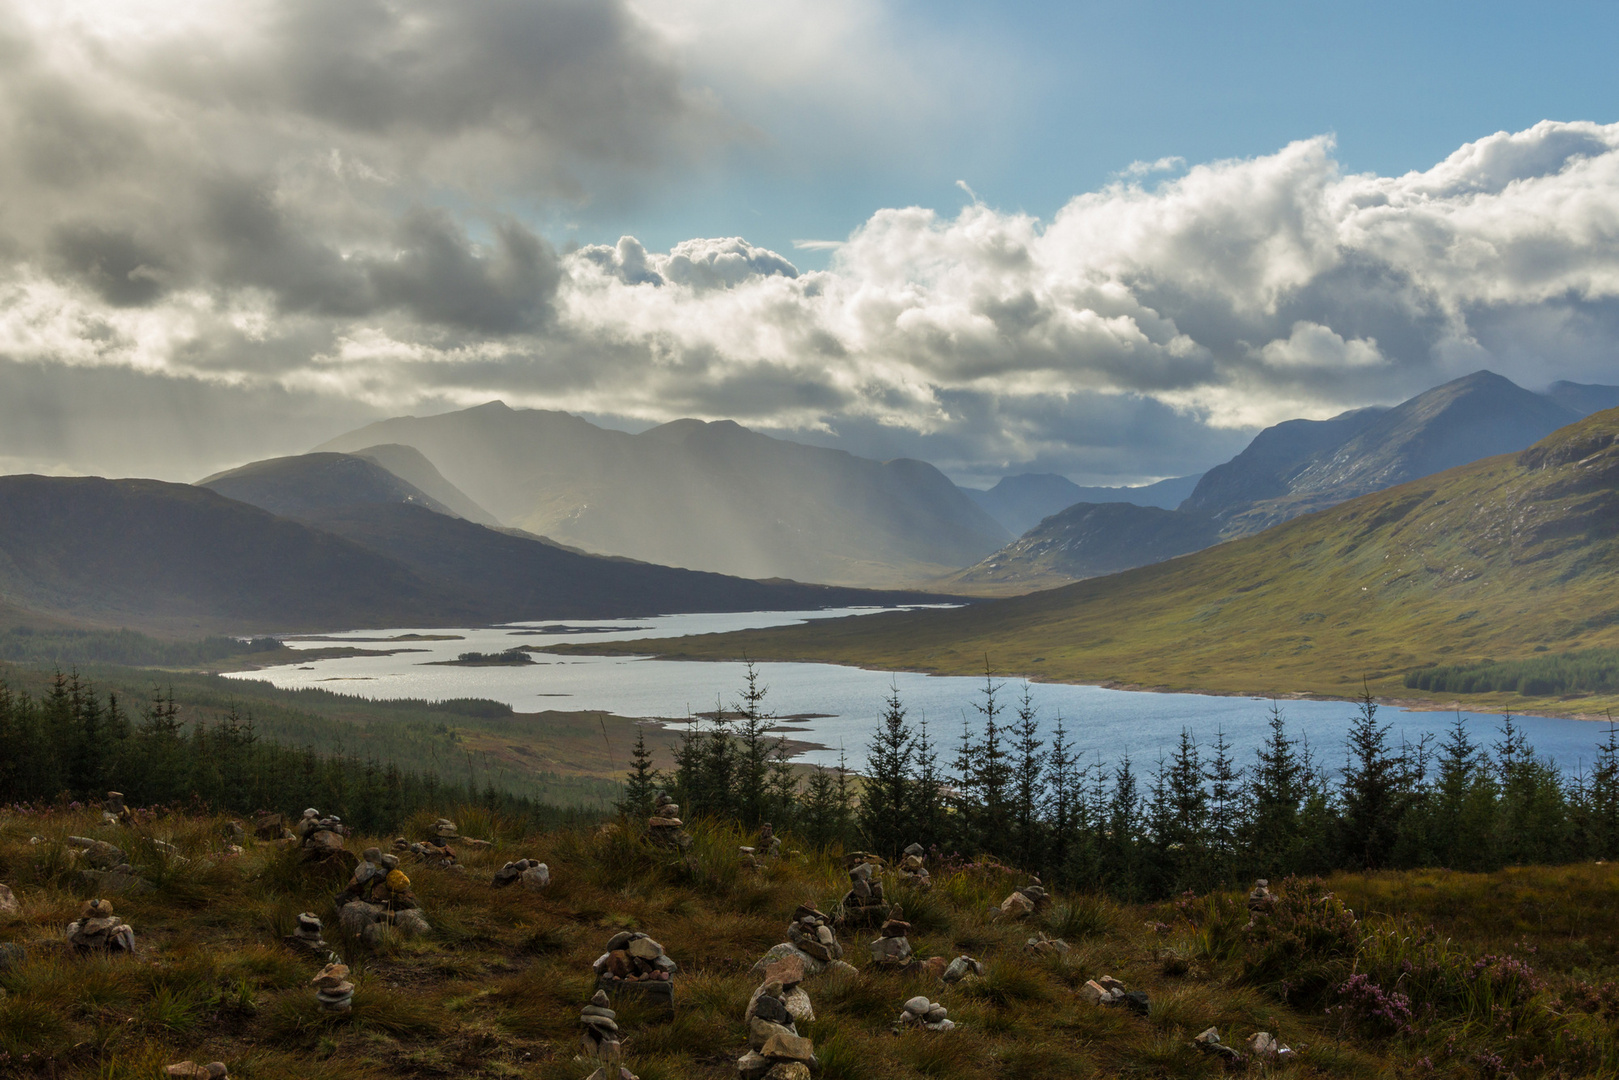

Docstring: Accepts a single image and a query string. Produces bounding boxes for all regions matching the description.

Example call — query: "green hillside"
[555,407,1619,713]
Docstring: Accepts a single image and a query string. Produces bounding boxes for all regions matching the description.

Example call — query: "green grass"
[546,410,1619,717]
[1,806,1615,1078]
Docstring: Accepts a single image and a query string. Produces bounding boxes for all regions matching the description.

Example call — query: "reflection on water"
[225,607,1606,775]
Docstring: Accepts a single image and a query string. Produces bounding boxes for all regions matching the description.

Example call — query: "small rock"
[0,883,17,916]
[758,1030,814,1063]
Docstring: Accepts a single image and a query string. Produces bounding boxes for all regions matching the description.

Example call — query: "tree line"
[624,666,1619,901]
[0,672,576,832]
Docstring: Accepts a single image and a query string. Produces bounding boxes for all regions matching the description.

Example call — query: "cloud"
[1,3,1618,485]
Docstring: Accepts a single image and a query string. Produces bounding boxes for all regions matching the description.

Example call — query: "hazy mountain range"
[962,472,1202,536]
[952,371,1613,590]
[317,405,1009,588]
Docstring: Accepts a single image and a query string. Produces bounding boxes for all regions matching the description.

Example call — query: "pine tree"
[617,725,660,820]
[910,715,947,847]
[1165,728,1208,890]
[1205,727,1241,885]
[733,663,779,827]
[1339,688,1400,869]
[1103,755,1144,899]
[1244,703,1303,877]
[859,682,915,857]
[1043,715,1080,885]
[1009,683,1047,873]
[969,663,1011,857]
[1587,717,1619,859]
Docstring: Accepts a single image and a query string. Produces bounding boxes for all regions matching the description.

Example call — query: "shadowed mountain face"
[955,371,1586,592]
[199,453,466,521]
[315,404,1008,587]
[0,476,949,634]
[945,502,1221,592]
[963,473,1202,536]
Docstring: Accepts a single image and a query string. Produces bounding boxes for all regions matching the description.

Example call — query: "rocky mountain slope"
[316,404,1009,587]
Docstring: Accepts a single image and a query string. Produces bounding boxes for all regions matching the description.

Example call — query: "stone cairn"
[752,905,852,979]
[1246,879,1276,927]
[394,835,457,869]
[312,961,355,1013]
[996,877,1050,920]
[647,794,691,850]
[66,898,136,953]
[579,988,636,1080]
[102,791,132,826]
[337,848,431,942]
[894,993,954,1032]
[295,809,350,864]
[940,955,984,986]
[896,843,931,890]
[1024,932,1071,956]
[1080,975,1150,1016]
[164,1062,228,1079]
[283,912,331,957]
[492,858,550,891]
[593,931,677,1017]
[740,822,782,868]
[254,811,293,842]
[838,854,889,928]
[65,835,151,893]
[739,954,817,1080]
[868,905,913,967]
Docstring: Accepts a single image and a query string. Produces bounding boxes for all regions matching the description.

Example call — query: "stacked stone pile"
[752,906,854,978]
[896,843,931,890]
[67,836,127,870]
[647,794,691,849]
[394,836,457,869]
[283,912,330,957]
[65,835,152,892]
[253,812,293,842]
[997,877,1050,919]
[164,1062,228,1079]
[593,931,677,1016]
[838,856,888,927]
[580,989,623,1063]
[1246,879,1276,927]
[337,848,431,942]
[295,809,352,868]
[940,955,984,986]
[66,898,135,953]
[102,791,132,826]
[739,963,817,1080]
[1080,975,1149,1015]
[311,962,355,1012]
[868,905,913,967]
[1024,932,1071,956]
[492,858,550,891]
[1193,1027,1241,1062]
[740,822,782,867]
[895,994,954,1032]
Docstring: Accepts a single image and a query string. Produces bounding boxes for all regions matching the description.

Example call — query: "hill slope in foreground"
[566,407,1619,713]
[0,808,1615,1079]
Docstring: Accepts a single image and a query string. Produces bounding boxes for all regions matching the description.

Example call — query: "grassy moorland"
[552,408,1619,718]
[0,807,1616,1079]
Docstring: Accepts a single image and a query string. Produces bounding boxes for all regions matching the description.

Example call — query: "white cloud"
[0,0,1617,482]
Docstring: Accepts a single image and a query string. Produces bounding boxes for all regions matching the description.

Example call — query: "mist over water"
[225,608,1608,777]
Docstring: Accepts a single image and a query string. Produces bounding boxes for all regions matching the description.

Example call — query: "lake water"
[224,608,1611,777]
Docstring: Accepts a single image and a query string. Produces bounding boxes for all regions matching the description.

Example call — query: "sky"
[2,0,1618,486]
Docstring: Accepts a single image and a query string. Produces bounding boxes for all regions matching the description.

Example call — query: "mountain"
[944,502,1221,592]
[1546,380,1619,418]
[963,472,1202,535]
[347,444,501,526]
[198,452,467,521]
[956,371,1586,594]
[315,404,1009,586]
[0,475,949,634]
[578,406,1619,704]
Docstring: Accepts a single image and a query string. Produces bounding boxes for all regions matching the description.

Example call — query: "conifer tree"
[910,715,947,847]
[860,682,915,856]
[1244,703,1303,876]
[1009,683,1047,873]
[1339,688,1401,869]
[1043,715,1080,884]
[1205,727,1241,885]
[1587,718,1619,859]
[617,725,660,820]
[733,663,779,827]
